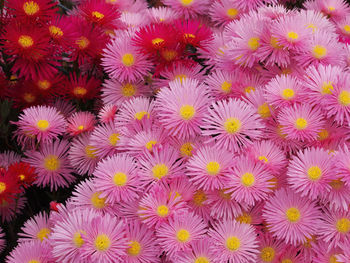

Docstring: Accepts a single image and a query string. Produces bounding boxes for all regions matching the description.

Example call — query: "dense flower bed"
[1,0,350,262]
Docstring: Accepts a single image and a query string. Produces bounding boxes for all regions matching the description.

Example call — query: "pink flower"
[162,0,210,19]
[18,212,52,243]
[6,240,53,263]
[66,111,96,136]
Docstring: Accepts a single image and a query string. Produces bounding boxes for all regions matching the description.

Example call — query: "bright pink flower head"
[163,0,210,19]
[277,247,303,263]
[263,188,322,246]
[202,98,265,153]
[227,155,275,206]
[299,9,336,34]
[6,240,53,263]
[304,0,350,22]
[15,105,66,144]
[156,212,207,258]
[80,214,128,262]
[209,0,243,28]
[187,143,234,191]
[256,232,284,263]
[123,220,160,263]
[264,74,304,109]
[67,111,96,136]
[208,219,259,263]
[312,240,342,263]
[98,104,118,124]
[287,147,334,200]
[156,78,210,140]
[278,103,325,142]
[18,212,52,243]
[93,153,140,203]
[174,239,216,263]
[235,202,265,226]
[102,36,153,82]
[24,140,75,191]
[146,7,180,24]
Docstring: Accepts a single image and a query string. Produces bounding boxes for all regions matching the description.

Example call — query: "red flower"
[0,173,21,203]
[60,74,101,100]
[32,74,65,99]
[9,79,43,109]
[47,16,77,51]
[7,162,37,188]
[6,0,58,24]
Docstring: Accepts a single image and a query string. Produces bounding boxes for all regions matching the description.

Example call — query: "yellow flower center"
[286,207,301,222]
[152,38,164,46]
[258,155,268,163]
[19,174,26,181]
[180,142,193,157]
[77,125,84,131]
[92,11,104,20]
[24,93,35,103]
[95,234,111,251]
[180,105,196,120]
[134,111,149,120]
[295,118,308,130]
[85,145,97,158]
[23,1,40,15]
[236,212,252,224]
[122,53,135,67]
[18,35,34,48]
[270,37,283,49]
[76,36,90,50]
[28,260,40,263]
[37,228,50,242]
[162,49,177,61]
[0,182,6,194]
[113,172,127,186]
[156,205,169,217]
[258,103,271,118]
[221,81,232,93]
[37,80,51,90]
[36,119,49,131]
[329,255,340,263]
[336,218,350,233]
[175,74,187,83]
[330,179,344,190]
[318,129,329,140]
[145,140,157,151]
[312,45,327,59]
[248,37,260,51]
[241,172,255,187]
[338,90,350,106]
[227,8,238,18]
[195,257,210,263]
[73,86,87,96]
[108,133,119,146]
[260,246,276,262]
[193,190,207,206]
[307,166,322,181]
[180,0,193,6]
[224,117,241,134]
[328,6,335,12]
[226,236,240,251]
[73,231,85,248]
[282,260,293,263]
[91,192,106,209]
[287,31,299,41]
[218,189,231,199]
[281,88,295,99]
[128,241,141,256]
[245,86,255,94]
[344,25,350,33]
[44,155,60,171]
[152,164,169,179]
[176,229,190,242]
[49,26,63,38]
[121,83,136,97]
[184,33,196,40]
[206,161,220,175]
[321,81,334,95]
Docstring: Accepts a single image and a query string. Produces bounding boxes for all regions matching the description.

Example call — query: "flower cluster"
[2,0,350,262]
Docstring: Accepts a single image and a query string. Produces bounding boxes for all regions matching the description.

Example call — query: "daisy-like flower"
[61,74,101,101]
[227,156,275,206]
[320,177,350,212]
[337,16,350,43]
[14,105,66,143]
[0,173,20,204]
[18,212,52,243]
[263,188,322,246]
[277,104,325,142]
[89,122,125,158]
[102,36,152,82]
[162,0,210,19]
[123,220,160,263]
[304,0,350,22]
[299,9,336,34]
[208,219,259,263]
[146,7,180,24]
[0,151,21,170]
[319,207,350,250]
[264,74,303,109]
[120,11,150,29]
[67,111,96,136]
[157,177,195,203]
[7,162,37,188]
[50,209,97,263]
[138,190,188,228]
[312,240,342,263]
[156,78,210,140]
[94,154,140,203]
[187,143,234,191]
[102,78,149,107]
[277,247,303,263]
[235,202,265,226]
[68,133,100,176]
[156,212,207,258]
[287,147,333,200]
[138,144,184,187]
[175,239,216,263]
[256,232,284,263]
[170,135,203,160]
[6,240,53,263]
[186,188,212,222]
[80,214,128,262]
[24,140,75,190]
[71,179,114,215]
[202,98,265,153]
[209,0,243,28]
[303,64,342,107]
[296,30,345,68]
[47,16,77,50]
[246,140,287,173]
